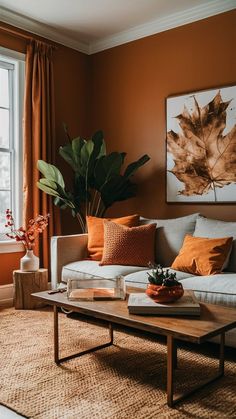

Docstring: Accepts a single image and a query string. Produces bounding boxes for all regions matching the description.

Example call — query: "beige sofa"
[51,213,236,348]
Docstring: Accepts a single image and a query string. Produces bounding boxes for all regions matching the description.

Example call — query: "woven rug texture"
[0,308,236,419]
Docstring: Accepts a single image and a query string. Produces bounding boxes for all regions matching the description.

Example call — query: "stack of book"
[128,290,200,316]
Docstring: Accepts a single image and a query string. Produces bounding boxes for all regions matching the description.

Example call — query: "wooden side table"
[13,268,48,309]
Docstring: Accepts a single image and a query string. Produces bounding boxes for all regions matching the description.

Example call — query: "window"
[0,48,25,243]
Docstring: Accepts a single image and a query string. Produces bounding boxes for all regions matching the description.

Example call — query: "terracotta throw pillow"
[171,235,233,276]
[100,221,156,267]
[87,214,140,261]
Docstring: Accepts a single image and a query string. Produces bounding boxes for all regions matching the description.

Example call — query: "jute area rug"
[0,308,236,419]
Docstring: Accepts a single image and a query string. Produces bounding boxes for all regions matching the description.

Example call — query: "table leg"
[109,322,114,344]
[166,332,225,407]
[53,305,114,364]
[172,339,177,369]
[219,332,225,375]
[167,335,174,407]
[54,305,59,363]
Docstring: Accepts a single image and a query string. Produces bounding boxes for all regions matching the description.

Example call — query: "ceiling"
[0,0,235,54]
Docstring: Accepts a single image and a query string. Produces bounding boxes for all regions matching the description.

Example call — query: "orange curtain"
[23,39,60,269]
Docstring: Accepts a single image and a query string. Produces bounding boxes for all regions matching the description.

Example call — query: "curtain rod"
[0,24,58,49]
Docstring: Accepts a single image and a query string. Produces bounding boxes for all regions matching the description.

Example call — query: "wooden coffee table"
[32,288,236,407]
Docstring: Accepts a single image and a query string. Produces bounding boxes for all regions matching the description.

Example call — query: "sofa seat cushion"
[124,268,194,289]
[180,273,236,307]
[62,260,147,283]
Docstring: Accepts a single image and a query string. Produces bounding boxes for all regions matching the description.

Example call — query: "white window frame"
[0,47,25,253]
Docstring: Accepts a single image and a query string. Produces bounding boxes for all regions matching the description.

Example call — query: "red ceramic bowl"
[146,283,184,303]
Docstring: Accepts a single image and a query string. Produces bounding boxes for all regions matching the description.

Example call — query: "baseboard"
[0,283,14,307]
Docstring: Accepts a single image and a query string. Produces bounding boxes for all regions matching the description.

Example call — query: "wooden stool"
[13,269,48,309]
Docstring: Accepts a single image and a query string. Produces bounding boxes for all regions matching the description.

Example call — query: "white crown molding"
[1,0,235,55]
[0,7,90,54]
[89,0,236,54]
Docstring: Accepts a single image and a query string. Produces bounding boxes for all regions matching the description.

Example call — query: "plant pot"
[146,283,184,303]
[20,250,40,272]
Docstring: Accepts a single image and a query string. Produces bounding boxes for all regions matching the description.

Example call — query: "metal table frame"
[53,304,225,408]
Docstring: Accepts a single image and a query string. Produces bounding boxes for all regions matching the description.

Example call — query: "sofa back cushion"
[100,221,156,267]
[194,216,236,272]
[87,214,140,261]
[141,213,199,267]
[171,235,233,276]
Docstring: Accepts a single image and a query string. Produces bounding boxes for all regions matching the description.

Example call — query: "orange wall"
[0,24,90,284]
[0,11,236,284]
[0,252,24,286]
[90,10,236,221]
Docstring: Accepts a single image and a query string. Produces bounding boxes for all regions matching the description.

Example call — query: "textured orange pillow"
[171,235,233,276]
[100,221,156,266]
[87,214,140,261]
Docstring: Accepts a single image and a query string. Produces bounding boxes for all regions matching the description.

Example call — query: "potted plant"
[37,128,150,232]
[146,264,184,303]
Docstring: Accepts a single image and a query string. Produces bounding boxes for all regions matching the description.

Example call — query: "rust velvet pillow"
[100,221,156,266]
[171,235,233,276]
[86,214,140,261]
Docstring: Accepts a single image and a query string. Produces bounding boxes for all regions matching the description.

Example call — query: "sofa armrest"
[51,234,88,289]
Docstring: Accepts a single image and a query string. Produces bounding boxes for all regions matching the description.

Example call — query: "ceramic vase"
[146,283,184,303]
[20,249,40,272]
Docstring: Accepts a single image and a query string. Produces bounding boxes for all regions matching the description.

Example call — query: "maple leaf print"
[167,91,236,201]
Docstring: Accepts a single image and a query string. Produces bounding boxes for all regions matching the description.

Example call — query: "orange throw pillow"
[87,214,140,261]
[171,235,233,276]
[100,221,156,266]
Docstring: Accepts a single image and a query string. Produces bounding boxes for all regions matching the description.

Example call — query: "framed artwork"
[166,85,236,203]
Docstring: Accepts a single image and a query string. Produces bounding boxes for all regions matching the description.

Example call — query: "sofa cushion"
[171,235,233,276]
[194,216,236,272]
[87,214,140,261]
[100,221,156,267]
[180,273,236,307]
[62,260,147,283]
[124,268,194,289]
[141,213,199,266]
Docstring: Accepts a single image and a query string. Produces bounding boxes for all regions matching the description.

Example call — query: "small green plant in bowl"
[146,264,184,303]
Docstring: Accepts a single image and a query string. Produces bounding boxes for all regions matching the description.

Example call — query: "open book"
[128,290,200,316]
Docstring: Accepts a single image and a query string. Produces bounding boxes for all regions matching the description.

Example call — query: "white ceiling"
[0,0,235,54]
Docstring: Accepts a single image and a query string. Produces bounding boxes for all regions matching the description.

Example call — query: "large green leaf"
[54,197,68,209]
[97,140,106,159]
[92,130,105,158]
[59,144,77,171]
[37,160,65,188]
[124,154,150,178]
[87,131,106,187]
[94,152,124,189]
[100,175,136,208]
[37,180,59,197]
[60,137,86,174]
[37,177,76,210]
[120,152,127,163]
[74,173,87,203]
[80,140,94,176]
[38,178,59,191]
[91,130,106,162]
[72,137,85,166]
